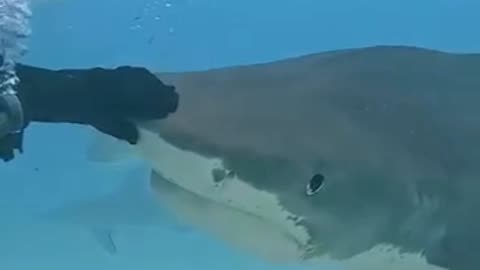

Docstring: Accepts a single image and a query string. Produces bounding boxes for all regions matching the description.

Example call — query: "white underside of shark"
[87,127,446,270]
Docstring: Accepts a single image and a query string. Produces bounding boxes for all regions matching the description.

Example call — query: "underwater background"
[1,0,479,269]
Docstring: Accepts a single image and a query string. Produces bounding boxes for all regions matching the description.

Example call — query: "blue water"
[1,0,479,269]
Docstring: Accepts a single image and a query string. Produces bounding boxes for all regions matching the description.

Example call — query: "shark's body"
[89,45,480,270]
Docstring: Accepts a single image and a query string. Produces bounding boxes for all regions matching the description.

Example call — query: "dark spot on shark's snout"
[212,168,226,183]
[212,168,236,184]
[306,173,325,196]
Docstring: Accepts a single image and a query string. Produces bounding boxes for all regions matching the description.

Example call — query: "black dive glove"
[0,64,179,162]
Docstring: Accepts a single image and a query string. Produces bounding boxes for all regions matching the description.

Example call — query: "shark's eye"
[306,173,325,196]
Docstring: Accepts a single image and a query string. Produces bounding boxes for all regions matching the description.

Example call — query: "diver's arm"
[0,64,179,161]
[15,64,179,124]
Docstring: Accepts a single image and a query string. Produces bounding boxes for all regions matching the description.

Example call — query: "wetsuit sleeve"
[15,64,179,125]
[0,64,179,161]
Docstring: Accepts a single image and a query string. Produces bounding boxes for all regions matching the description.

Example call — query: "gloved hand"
[0,64,179,161]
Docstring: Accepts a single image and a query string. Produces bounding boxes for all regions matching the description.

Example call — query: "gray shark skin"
[136,45,480,270]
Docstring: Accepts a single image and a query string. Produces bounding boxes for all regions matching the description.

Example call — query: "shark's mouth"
[134,127,316,262]
[87,126,447,269]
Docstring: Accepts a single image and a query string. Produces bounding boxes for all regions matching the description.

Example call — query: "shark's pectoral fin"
[91,227,118,255]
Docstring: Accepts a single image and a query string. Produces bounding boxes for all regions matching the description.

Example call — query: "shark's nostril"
[212,168,227,183]
[212,168,236,185]
[306,173,325,196]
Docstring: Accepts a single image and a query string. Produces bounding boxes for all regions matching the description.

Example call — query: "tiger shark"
[88,45,480,270]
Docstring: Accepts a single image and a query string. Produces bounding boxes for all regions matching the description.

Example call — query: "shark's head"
[89,46,480,270]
